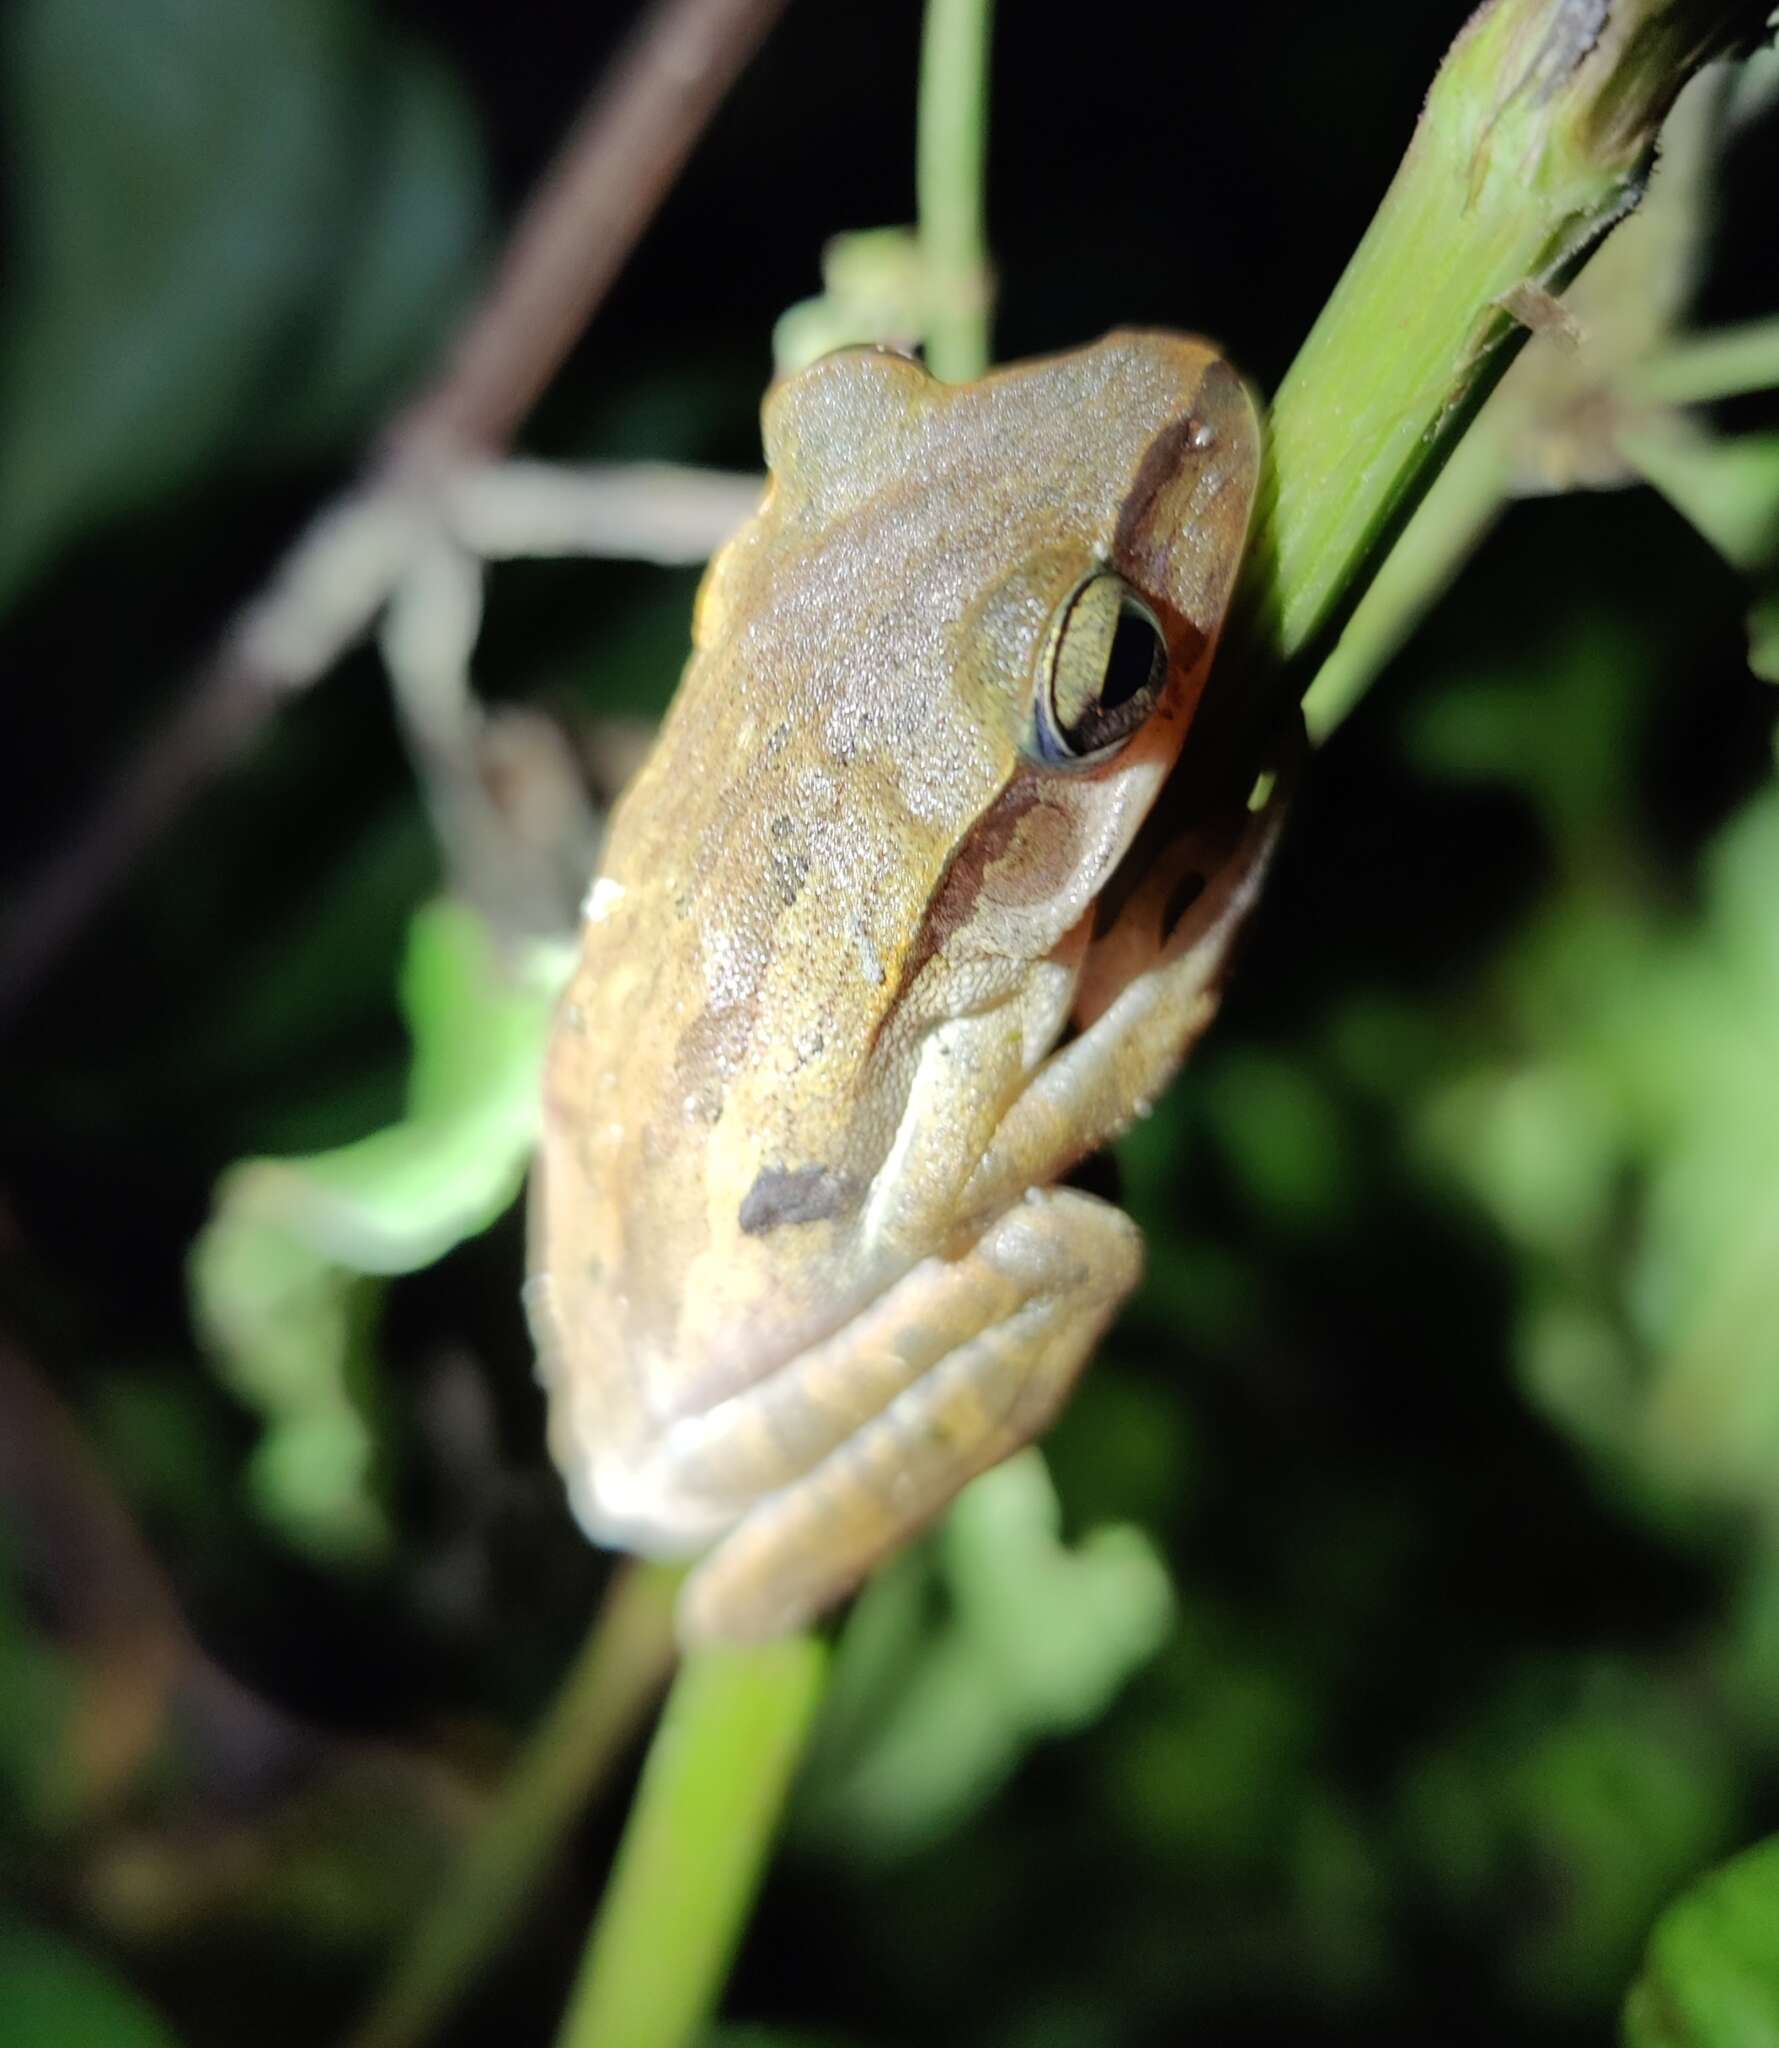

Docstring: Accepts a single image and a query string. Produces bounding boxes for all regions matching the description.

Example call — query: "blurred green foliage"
[798,1450,1174,1862]
[0,1920,181,2048]
[1416,735,1779,1534]
[1626,1832,1779,2045]
[0,0,487,605]
[190,900,565,1564]
[2,1,1778,2045]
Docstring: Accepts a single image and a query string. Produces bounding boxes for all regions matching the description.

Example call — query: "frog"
[527,329,1287,1644]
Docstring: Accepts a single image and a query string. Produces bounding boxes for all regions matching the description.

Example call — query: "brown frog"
[528,331,1282,1642]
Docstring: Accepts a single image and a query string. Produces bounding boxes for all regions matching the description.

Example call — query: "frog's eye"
[1028,572,1169,768]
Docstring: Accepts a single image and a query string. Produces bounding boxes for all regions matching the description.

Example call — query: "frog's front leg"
[678,767,1292,1645]
[677,1188,1141,1643]
[959,758,1293,1229]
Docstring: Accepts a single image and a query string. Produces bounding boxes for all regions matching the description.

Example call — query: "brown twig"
[0,0,790,1034]
[391,0,792,463]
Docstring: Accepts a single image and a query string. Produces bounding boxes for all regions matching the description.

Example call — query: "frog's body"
[528,331,1281,1642]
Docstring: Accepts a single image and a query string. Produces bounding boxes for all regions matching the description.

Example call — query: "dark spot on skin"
[769,850,810,907]
[738,1162,859,1234]
[767,814,812,907]
[1162,868,1207,943]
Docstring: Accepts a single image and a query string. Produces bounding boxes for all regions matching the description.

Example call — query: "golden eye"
[1028,572,1169,767]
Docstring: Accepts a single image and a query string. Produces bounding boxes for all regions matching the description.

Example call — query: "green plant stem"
[917,0,995,381]
[1302,420,1516,742]
[347,1562,681,2048]
[1634,314,1779,405]
[1259,0,1768,692]
[552,1636,829,2048]
[1617,422,1779,571]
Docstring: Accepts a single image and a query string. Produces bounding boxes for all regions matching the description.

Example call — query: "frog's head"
[531,331,1260,1552]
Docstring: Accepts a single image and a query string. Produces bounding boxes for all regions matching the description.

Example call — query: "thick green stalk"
[347,1563,680,2048]
[1302,420,1515,742]
[552,1637,829,2048]
[1260,0,1768,688]
[917,0,995,381]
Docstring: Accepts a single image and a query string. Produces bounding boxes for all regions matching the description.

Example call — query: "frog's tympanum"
[529,331,1285,1642]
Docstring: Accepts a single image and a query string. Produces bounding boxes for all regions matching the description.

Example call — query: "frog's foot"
[675,1187,1140,1644]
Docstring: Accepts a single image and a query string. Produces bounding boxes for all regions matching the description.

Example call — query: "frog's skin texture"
[528,330,1283,1643]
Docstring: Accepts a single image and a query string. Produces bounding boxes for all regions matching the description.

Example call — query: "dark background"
[3,2,1777,2044]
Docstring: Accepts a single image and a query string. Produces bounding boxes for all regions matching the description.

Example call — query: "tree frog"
[528,331,1285,1643]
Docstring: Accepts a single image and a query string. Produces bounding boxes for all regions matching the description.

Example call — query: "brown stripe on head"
[1112,356,1256,674]
[889,773,1092,998]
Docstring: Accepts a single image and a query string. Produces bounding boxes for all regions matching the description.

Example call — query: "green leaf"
[206,899,563,1278]
[1624,1833,1779,2048]
[1406,615,1648,856]
[189,899,565,1563]
[796,1451,1173,1861]
[0,1919,183,2048]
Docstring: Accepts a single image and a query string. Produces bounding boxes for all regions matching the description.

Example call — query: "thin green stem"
[1617,422,1779,571]
[552,1636,829,2048]
[917,0,995,382]
[1632,314,1779,405]
[346,1562,680,2048]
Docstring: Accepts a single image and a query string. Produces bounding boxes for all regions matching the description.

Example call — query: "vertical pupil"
[1100,602,1163,713]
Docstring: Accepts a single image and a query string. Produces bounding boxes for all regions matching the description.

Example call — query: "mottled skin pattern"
[529,330,1283,1641]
